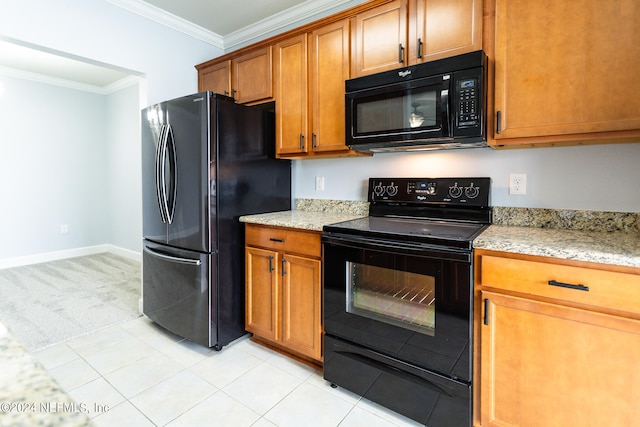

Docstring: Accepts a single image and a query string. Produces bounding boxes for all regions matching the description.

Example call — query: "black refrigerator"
[141,92,291,349]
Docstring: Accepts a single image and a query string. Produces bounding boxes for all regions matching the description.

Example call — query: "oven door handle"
[322,234,471,262]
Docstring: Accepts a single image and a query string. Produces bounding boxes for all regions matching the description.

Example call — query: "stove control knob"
[386,183,398,196]
[373,183,385,196]
[449,183,463,198]
[465,183,480,199]
[426,183,437,195]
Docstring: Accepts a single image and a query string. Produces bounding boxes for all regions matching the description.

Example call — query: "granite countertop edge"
[239,210,366,231]
[240,200,640,269]
[473,225,640,269]
[0,323,93,426]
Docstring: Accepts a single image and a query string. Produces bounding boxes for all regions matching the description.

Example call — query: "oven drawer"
[324,335,471,426]
[245,223,321,258]
[477,252,640,316]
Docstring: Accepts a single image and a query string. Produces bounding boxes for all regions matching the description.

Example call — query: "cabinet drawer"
[478,254,640,316]
[245,224,321,258]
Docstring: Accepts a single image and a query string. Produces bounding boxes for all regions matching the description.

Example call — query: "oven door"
[322,234,473,382]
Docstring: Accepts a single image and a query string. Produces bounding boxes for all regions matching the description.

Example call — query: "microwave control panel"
[452,64,485,136]
[456,78,479,127]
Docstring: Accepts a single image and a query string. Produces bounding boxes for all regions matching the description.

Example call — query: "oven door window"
[347,262,436,336]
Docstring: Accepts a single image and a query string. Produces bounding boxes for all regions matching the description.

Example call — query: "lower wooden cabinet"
[245,224,322,362]
[474,250,640,426]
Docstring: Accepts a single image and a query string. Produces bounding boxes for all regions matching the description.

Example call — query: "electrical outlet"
[315,176,325,191]
[59,224,69,234]
[509,173,527,195]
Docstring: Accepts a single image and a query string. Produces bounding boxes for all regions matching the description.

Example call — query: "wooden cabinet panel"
[245,224,321,258]
[409,0,482,63]
[309,19,351,153]
[274,21,365,159]
[478,254,640,316]
[281,254,322,360]
[197,46,272,104]
[492,0,640,145]
[481,291,640,427]
[245,247,279,341]
[245,224,323,362]
[198,60,231,96]
[351,0,408,77]
[232,46,272,104]
[274,34,308,156]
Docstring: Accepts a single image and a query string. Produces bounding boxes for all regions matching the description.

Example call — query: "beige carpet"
[0,253,142,351]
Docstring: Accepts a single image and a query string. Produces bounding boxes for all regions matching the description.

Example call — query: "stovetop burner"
[323,177,492,250]
[324,216,488,249]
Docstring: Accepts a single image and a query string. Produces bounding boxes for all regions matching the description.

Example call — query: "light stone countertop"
[0,323,93,427]
[239,210,366,231]
[473,225,640,268]
[240,200,640,269]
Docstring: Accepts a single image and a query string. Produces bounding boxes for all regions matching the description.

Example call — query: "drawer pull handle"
[548,280,589,292]
[269,238,284,243]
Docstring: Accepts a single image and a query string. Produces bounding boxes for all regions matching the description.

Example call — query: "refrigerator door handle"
[165,124,177,224]
[155,124,169,224]
[143,245,202,266]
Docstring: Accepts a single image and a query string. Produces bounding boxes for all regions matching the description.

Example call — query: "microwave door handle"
[441,89,451,136]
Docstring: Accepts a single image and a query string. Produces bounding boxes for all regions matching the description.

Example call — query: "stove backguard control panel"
[369,177,491,207]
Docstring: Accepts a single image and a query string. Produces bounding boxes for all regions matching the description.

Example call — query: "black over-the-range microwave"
[345,50,487,152]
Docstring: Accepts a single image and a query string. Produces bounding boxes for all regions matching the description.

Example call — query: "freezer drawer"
[142,241,216,348]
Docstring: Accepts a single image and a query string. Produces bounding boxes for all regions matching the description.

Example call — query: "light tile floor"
[35,316,423,426]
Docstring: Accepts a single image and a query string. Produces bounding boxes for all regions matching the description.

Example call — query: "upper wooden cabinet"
[198,60,231,97]
[351,0,482,77]
[490,0,640,146]
[351,0,408,77]
[274,20,367,158]
[274,34,308,157]
[408,0,482,64]
[196,45,272,105]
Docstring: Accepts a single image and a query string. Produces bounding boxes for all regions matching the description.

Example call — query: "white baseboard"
[0,245,142,269]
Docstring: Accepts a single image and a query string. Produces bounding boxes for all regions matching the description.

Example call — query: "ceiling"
[0,0,363,91]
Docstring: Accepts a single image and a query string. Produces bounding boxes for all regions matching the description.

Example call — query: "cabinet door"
[480,291,640,427]
[274,34,309,156]
[351,0,408,77]
[493,0,640,143]
[409,0,481,64]
[232,46,272,104]
[245,247,280,342]
[309,19,351,153]
[281,254,322,361]
[199,60,231,96]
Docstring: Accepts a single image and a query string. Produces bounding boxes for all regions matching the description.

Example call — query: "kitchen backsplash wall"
[292,142,640,213]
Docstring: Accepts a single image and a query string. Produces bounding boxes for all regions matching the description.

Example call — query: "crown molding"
[107,0,359,51]
[223,0,359,51]
[106,0,225,48]
[0,66,140,95]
